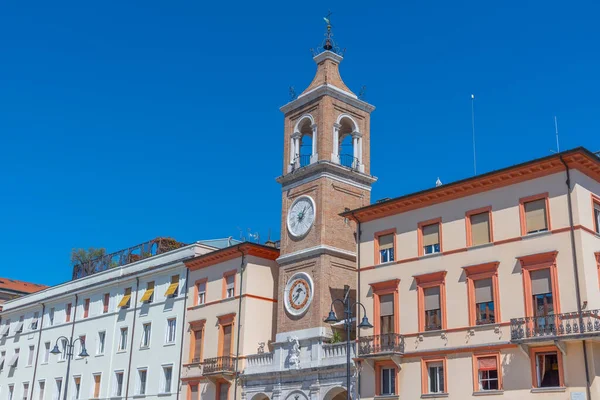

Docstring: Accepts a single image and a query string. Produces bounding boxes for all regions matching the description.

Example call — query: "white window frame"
[43,343,50,364]
[9,385,15,400]
[118,328,128,351]
[28,345,35,366]
[165,319,176,344]
[48,309,55,327]
[114,371,124,397]
[22,382,29,400]
[197,282,206,305]
[37,380,45,400]
[141,323,151,348]
[427,362,445,394]
[90,374,102,399]
[97,332,106,355]
[380,367,395,395]
[72,376,81,400]
[137,368,148,395]
[161,365,173,394]
[53,379,62,400]
[60,339,67,361]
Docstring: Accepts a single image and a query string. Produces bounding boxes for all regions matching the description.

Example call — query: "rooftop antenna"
[247,229,260,243]
[471,94,477,175]
[554,116,560,153]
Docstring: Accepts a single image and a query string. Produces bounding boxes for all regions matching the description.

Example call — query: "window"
[223,272,235,299]
[519,252,560,332]
[119,328,128,351]
[140,281,155,303]
[22,383,29,400]
[53,379,62,400]
[162,366,173,393]
[520,193,550,235]
[65,304,72,322]
[77,336,86,357]
[137,369,147,395]
[375,229,396,264]
[376,362,397,396]
[92,374,101,399]
[473,354,501,392]
[102,293,110,314]
[531,269,555,331]
[38,381,45,400]
[423,359,446,394]
[190,384,199,400]
[191,324,204,362]
[466,207,492,247]
[118,288,132,309]
[221,324,233,357]
[418,219,442,256]
[28,345,34,366]
[141,323,151,348]
[31,312,39,330]
[371,280,400,345]
[165,275,179,298]
[97,332,106,355]
[10,348,20,368]
[9,385,14,400]
[465,262,501,326]
[73,376,81,400]
[593,195,600,234]
[16,316,24,333]
[217,382,229,400]
[379,294,395,334]
[196,279,207,305]
[531,348,563,388]
[60,339,67,361]
[43,343,50,363]
[114,372,124,397]
[1,319,10,337]
[166,319,176,344]
[416,271,447,332]
[49,308,55,326]
[83,299,90,318]
[1,350,5,371]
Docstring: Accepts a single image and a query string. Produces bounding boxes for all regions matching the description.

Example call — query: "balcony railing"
[202,356,236,375]
[339,154,358,169]
[299,154,311,167]
[358,334,405,356]
[511,310,600,341]
[72,237,187,280]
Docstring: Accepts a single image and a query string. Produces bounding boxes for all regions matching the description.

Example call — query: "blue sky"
[1,1,598,286]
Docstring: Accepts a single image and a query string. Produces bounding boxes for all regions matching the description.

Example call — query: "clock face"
[287,196,316,238]
[284,272,314,316]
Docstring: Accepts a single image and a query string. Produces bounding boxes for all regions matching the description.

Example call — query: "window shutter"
[424,286,441,311]
[226,275,235,290]
[422,224,440,246]
[530,269,551,295]
[194,330,202,359]
[525,199,547,232]
[474,278,493,303]
[470,213,490,245]
[478,356,497,371]
[222,325,232,356]
[379,294,394,316]
[379,234,394,250]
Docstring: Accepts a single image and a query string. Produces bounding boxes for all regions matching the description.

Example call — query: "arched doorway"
[323,386,347,400]
[251,393,270,400]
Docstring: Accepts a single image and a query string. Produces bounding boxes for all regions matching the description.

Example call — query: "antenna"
[471,94,477,175]
[554,116,560,153]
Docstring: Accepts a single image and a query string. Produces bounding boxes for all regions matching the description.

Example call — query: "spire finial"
[311,11,345,57]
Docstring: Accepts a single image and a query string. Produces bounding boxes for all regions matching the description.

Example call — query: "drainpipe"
[175,268,190,400]
[559,155,592,400]
[233,246,246,400]
[124,278,140,400]
[352,212,362,400]
[29,303,46,400]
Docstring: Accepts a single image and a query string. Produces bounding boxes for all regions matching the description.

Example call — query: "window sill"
[374,395,399,400]
[116,350,127,354]
[157,393,172,397]
[222,297,236,302]
[164,342,176,347]
[419,252,442,260]
[139,346,150,351]
[95,354,104,357]
[467,242,494,251]
[530,387,566,393]
[375,260,397,268]
[522,230,552,240]
[421,393,448,398]
[132,395,146,398]
[473,390,503,396]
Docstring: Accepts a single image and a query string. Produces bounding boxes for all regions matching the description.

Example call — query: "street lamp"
[325,285,372,400]
[51,336,89,400]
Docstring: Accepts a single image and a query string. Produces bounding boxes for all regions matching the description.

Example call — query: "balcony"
[339,153,358,169]
[181,359,204,381]
[511,310,600,343]
[202,356,236,377]
[357,334,405,358]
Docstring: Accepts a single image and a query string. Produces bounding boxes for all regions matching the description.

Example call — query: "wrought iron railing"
[357,334,404,356]
[511,310,600,341]
[339,154,358,169]
[202,356,236,375]
[72,237,187,280]
[299,154,311,167]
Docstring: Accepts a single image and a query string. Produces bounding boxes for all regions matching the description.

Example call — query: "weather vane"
[311,11,345,57]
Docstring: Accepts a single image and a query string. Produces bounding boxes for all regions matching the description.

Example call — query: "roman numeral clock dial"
[287,195,316,238]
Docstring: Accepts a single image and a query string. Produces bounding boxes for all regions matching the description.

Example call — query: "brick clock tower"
[275,26,376,340]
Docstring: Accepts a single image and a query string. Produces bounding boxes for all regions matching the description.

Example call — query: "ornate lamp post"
[50,336,89,400]
[324,285,372,400]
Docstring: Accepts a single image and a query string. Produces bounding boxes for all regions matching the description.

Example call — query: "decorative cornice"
[277,244,356,266]
[276,160,377,189]
[185,243,279,271]
[517,251,558,267]
[280,84,375,114]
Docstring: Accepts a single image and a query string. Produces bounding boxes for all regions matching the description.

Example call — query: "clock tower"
[276,23,376,337]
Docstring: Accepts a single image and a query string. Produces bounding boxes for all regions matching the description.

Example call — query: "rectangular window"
[114,372,124,397]
[190,384,199,400]
[424,287,442,331]
[534,351,562,388]
[16,316,24,333]
[119,328,128,351]
[166,319,176,344]
[162,366,173,393]
[43,343,50,363]
[9,385,14,400]
[140,281,155,303]
[531,268,554,332]
[467,209,492,246]
[197,281,206,305]
[593,197,600,234]
[217,383,229,400]
[379,294,395,334]
[78,336,86,357]
[31,312,39,330]
[475,355,500,391]
[118,288,132,309]
[192,329,203,362]
[137,369,147,395]
[10,348,20,368]
[426,361,445,394]
[0,350,5,371]
[92,375,101,399]
[380,367,396,395]
[53,379,62,400]
[225,274,235,298]
[420,222,441,255]
[141,323,151,348]
[65,304,72,322]
[222,324,232,357]
[165,275,179,298]
[474,278,495,325]
[22,382,29,400]
[49,308,55,326]
[378,233,395,263]
[60,339,67,361]
[38,381,45,400]
[73,376,81,400]
[521,194,550,235]
[102,293,110,314]
[83,299,90,318]
[97,332,106,355]
[28,345,35,366]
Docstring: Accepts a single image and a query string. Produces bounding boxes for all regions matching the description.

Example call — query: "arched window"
[333,115,362,171]
[290,115,317,171]
[299,133,313,167]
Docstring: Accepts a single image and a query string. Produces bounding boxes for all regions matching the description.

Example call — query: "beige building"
[342,149,600,399]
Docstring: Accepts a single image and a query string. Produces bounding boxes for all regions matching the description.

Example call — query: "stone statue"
[287,336,301,369]
[257,342,265,354]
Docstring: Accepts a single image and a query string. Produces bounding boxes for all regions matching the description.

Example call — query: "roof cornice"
[184,243,280,271]
[280,85,375,115]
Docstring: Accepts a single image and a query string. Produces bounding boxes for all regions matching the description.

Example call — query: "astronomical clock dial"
[284,272,314,316]
[287,195,316,238]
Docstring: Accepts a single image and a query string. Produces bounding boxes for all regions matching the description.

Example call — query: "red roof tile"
[0,277,48,294]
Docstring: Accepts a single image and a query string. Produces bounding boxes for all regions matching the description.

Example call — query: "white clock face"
[284,272,314,316]
[287,196,316,238]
